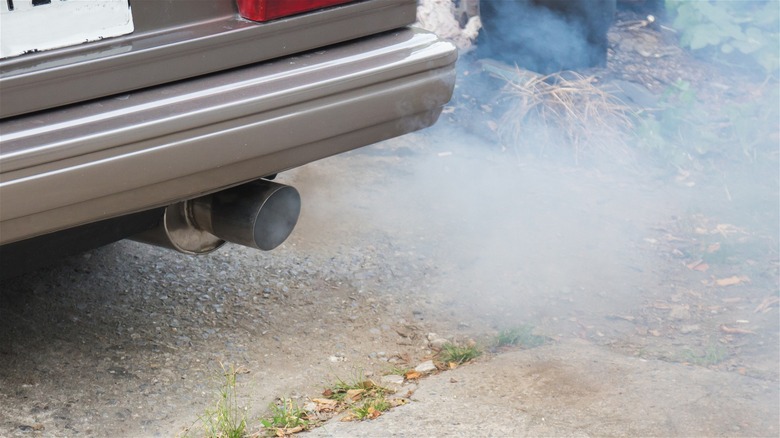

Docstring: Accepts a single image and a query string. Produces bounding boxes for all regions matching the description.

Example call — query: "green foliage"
[667,0,779,74]
[196,364,248,438]
[352,397,392,420]
[680,344,728,366]
[636,78,779,168]
[438,343,481,365]
[496,325,546,348]
[260,398,310,432]
[326,375,379,402]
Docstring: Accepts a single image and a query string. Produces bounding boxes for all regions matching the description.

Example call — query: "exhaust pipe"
[133,180,301,254]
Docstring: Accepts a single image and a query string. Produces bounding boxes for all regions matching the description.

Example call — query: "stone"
[414,360,437,374]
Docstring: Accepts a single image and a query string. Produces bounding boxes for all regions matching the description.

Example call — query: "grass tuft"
[195,363,248,438]
[495,326,546,349]
[259,398,311,435]
[438,343,481,365]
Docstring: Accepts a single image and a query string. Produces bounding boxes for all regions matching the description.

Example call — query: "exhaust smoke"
[291,1,778,432]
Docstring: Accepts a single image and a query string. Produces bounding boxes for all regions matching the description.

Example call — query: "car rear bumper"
[0,28,457,245]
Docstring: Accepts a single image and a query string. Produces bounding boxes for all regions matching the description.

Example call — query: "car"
[0,0,458,277]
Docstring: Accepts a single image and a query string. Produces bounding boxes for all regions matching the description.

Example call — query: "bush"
[667,0,779,75]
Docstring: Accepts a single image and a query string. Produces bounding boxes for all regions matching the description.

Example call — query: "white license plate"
[0,0,134,59]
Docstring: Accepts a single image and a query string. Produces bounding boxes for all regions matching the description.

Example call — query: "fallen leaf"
[649,329,661,337]
[487,120,498,132]
[754,296,780,313]
[606,314,636,322]
[715,276,748,287]
[312,398,338,406]
[404,370,421,380]
[707,242,721,253]
[322,389,334,398]
[346,389,365,401]
[448,362,458,370]
[714,223,745,236]
[686,260,709,272]
[390,398,408,407]
[720,325,755,335]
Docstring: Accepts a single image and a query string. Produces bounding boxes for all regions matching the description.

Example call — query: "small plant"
[680,344,728,367]
[196,363,248,438]
[382,365,412,376]
[496,326,546,348]
[320,372,397,422]
[438,343,481,365]
[325,375,379,402]
[667,0,779,75]
[259,398,311,435]
[352,397,392,420]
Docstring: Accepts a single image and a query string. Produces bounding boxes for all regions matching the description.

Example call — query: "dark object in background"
[475,0,668,74]
[477,0,618,74]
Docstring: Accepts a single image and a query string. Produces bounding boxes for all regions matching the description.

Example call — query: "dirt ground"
[1,10,778,438]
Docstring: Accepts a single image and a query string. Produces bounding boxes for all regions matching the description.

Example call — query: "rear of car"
[0,0,457,276]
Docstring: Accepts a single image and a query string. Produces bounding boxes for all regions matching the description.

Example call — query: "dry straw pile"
[487,64,637,165]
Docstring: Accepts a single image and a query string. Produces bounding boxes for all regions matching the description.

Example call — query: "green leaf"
[687,24,723,50]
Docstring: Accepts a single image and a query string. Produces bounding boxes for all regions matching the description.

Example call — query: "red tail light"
[237,0,357,22]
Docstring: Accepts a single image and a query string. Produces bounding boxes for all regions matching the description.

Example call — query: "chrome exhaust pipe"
[133,180,301,254]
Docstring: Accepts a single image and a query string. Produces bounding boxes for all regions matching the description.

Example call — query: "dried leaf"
[346,389,365,401]
[404,370,422,380]
[390,398,408,407]
[686,260,709,272]
[448,362,458,370]
[754,296,780,313]
[652,301,671,310]
[312,398,338,406]
[720,325,755,335]
[322,389,334,398]
[707,242,721,253]
[606,314,636,322]
[715,276,750,287]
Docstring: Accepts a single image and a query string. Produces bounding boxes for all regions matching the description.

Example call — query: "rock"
[679,324,701,334]
[668,305,691,321]
[381,375,405,388]
[414,360,437,374]
[429,338,449,350]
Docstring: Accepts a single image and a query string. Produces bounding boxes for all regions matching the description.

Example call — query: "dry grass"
[495,68,637,165]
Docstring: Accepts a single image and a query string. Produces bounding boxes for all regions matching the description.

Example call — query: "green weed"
[496,326,546,348]
[352,397,392,420]
[681,344,729,367]
[668,0,779,74]
[259,398,311,434]
[438,343,481,365]
[196,363,248,438]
